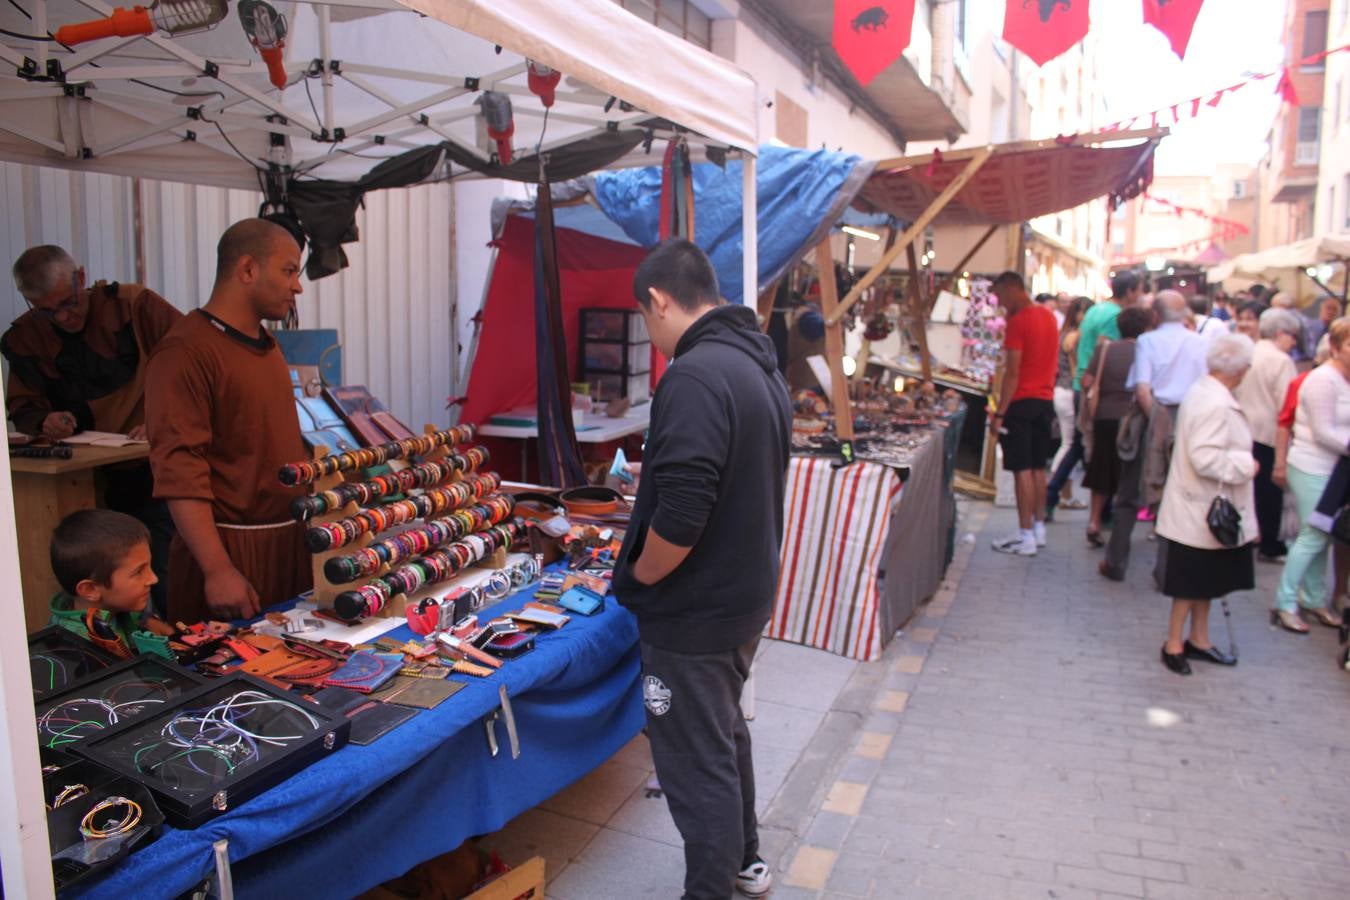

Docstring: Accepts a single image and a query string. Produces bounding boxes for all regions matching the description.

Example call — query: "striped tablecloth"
[768,456,905,661]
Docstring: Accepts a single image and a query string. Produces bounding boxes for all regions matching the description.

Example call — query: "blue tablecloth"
[71,584,643,900]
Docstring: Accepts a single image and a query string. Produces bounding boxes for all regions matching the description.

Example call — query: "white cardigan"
[1155,375,1259,550]
[1288,363,1350,476]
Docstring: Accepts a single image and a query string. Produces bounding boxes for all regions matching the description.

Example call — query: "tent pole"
[827,147,993,327]
[318,6,335,134]
[906,243,933,383]
[743,150,758,307]
[0,392,54,898]
[815,239,854,440]
[932,224,998,306]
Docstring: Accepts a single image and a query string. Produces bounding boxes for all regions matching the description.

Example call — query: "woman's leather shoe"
[1304,607,1343,629]
[1183,641,1236,666]
[1160,646,1192,675]
[1269,609,1310,634]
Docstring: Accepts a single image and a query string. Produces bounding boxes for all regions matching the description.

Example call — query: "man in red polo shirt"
[989,272,1060,556]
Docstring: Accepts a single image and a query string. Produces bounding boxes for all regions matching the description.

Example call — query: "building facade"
[1314,0,1350,238]
[1264,0,1329,247]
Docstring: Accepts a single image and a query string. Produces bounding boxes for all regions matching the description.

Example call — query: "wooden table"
[9,444,150,632]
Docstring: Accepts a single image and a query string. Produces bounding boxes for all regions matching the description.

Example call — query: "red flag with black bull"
[832,0,916,86]
[1142,0,1205,60]
[1002,0,1091,67]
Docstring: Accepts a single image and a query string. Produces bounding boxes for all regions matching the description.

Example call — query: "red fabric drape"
[831,1,917,86]
[460,215,664,429]
[1142,0,1205,60]
[1002,0,1090,67]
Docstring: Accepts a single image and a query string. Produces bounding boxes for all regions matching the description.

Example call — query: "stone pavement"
[772,502,1350,900]
[484,499,1350,899]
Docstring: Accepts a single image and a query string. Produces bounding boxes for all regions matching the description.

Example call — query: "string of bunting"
[278,424,476,487]
[1103,42,1350,133]
[1141,193,1249,240]
[333,519,525,621]
[304,472,503,552]
[323,494,516,583]
[289,450,490,521]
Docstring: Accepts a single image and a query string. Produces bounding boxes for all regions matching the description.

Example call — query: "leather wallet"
[348,702,418,746]
[558,585,604,616]
[321,651,404,693]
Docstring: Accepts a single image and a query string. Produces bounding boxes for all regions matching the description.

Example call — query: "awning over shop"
[0,0,758,192]
[855,134,1160,226]
[1208,234,1350,284]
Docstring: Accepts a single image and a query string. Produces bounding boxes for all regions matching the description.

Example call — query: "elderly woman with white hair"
[1234,307,1302,562]
[1272,318,1350,633]
[1155,333,1258,675]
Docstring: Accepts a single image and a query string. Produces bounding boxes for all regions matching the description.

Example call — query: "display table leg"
[12,469,96,633]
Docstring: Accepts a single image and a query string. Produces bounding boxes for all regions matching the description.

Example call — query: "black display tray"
[29,627,122,702]
[36,655,206,753]
[45,763,165,893]
[74,673,351,829]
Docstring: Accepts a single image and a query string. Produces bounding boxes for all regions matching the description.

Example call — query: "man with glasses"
[4,245,183,613]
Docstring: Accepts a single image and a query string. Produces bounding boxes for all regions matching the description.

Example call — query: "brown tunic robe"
[145,309,311,623]
[2,281,181,434]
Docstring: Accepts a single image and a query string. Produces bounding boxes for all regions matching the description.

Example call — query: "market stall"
[0,2,760,896]
[68,573,642,900]
[1207,233,1350,305]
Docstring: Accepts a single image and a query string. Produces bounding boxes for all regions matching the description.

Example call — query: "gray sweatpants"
[641,636,760,900]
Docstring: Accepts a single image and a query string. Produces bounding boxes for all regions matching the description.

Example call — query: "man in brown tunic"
[4,245,182,612]
[145,219,311,623]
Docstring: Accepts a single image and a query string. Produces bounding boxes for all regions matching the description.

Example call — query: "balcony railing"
[1295,141,1321,166]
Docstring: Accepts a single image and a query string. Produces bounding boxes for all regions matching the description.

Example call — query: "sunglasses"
[27,277,81,321]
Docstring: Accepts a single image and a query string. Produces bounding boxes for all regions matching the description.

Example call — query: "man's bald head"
[214,218,295,286]
[1155,289,1188,323]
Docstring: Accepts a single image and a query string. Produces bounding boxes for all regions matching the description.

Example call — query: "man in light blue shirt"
[1128,291,1209,408]
[1101,291,1207,581]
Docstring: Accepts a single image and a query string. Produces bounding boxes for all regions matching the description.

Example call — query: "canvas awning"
[1208,234,1350,284]
[854,133,1161,226]
[0,0,758,191]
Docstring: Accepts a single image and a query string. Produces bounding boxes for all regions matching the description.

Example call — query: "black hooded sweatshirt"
[612,304,792,653]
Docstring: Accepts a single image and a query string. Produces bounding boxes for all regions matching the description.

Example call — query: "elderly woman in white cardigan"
[1155,333,1258,676]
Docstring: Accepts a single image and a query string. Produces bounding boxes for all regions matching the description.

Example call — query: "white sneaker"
[992,533,1037,556]
[1033,522,1047,547]
[736,858,772,897]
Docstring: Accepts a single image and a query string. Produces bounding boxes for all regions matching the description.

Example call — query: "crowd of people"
[990,272,1350,675]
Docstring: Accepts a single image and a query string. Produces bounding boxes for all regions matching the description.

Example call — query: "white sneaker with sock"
[736,858,772,897]
[991,531,1037,556]
[1033,521,1047,547]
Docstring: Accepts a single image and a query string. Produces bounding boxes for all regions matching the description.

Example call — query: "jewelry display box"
[36,655,206,753]
[28,626,121,702]
[44,758,166,893]
[74,672,351,828]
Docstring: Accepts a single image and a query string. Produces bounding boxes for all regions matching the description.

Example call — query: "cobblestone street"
[770,503,1350,900]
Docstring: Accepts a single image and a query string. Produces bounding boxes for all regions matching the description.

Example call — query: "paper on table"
[62,431,148,447]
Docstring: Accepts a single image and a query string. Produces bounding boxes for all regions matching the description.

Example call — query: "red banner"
[1002,0,1091,67]
[832,0,916,86]
[1142,0,1205,60]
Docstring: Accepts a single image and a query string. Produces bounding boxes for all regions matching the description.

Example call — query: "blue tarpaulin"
[590,145,873,304]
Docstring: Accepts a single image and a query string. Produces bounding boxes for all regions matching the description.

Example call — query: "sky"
[1085,0,1287,175]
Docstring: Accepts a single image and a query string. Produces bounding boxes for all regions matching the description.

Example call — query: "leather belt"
[558,486,625,517]
[510,491,567,521]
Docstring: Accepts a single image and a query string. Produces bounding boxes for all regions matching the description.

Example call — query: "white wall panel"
[0,162,136,328]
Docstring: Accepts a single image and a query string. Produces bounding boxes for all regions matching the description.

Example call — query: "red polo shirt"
[1004,303,1059,402]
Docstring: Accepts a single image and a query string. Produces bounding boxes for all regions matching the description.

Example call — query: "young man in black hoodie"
[613,239,792,900]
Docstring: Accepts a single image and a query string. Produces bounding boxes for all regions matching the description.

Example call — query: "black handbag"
[1332,505,1350,545]
[1207,494,1242,548]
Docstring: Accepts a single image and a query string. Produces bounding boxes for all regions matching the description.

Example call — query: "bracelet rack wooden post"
[304,424,505,620]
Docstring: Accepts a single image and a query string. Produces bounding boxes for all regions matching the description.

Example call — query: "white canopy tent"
[0,2,759,894]
[0,0,758,186]
[1208,234,1350,302]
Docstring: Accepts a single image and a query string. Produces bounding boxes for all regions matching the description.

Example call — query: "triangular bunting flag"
[1142,0,1205,60]
[832,0,917,85]
[1002,0,1091,67]
[1276,67,1300,106]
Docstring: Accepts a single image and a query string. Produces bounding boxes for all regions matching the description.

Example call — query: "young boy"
[49,509,173,658]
